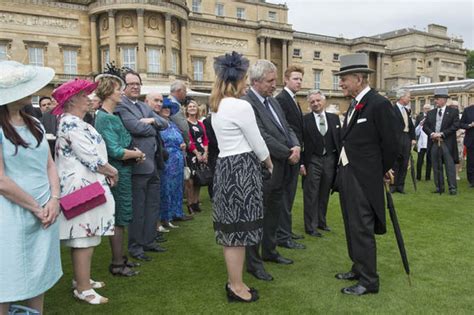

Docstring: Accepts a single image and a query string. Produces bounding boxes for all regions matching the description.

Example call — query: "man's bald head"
[145,91,164,112]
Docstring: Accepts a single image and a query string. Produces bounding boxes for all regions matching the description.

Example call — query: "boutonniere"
[355,103,365,111]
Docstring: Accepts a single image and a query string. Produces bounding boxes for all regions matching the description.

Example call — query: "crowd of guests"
[1,51,473,312]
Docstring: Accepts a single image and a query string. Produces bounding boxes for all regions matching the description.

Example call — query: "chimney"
[427,24,447,36]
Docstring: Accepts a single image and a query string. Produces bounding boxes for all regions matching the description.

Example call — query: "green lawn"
[44,174,473,314]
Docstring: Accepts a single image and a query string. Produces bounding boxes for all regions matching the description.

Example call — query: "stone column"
[137,9,146,73]
[433,57,440,82]
[287,40,293,65]
[108,10,117,64]
[165,13,172,73]
[411,57,417,78]
[376,52,382,89]
[259,37,265,59]
[282,39,288,70]
[180,20,188,76]
[90,15,98,73]
[265,37,271,60]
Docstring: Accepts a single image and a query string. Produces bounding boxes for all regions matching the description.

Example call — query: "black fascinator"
[95,62,126,88]
[213,51,249,83]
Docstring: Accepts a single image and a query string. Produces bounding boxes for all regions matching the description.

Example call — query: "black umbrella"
[437,140,444,195]
[409,154,417,192]
[384,180,412,286]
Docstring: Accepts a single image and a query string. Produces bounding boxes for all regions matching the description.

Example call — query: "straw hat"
[0,60,54,106]
[334,53,375,76]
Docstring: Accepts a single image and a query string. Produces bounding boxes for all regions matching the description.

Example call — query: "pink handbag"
[60,181,107,220]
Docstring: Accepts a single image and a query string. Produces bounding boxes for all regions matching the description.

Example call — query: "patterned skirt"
[212,152,264,247]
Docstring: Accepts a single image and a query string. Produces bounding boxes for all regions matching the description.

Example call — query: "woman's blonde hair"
[95,76,121,101]
[185,99,200,118]
[209,76,247,113]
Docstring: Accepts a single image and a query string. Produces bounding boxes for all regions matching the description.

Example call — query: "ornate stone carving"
[148,15,160,30]
[122,15,133,28]
[191,34,248,50]
[171,19,178,34]
[101,16,108,31]
[0,11,78,34]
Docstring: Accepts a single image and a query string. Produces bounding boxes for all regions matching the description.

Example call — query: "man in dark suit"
[460,104,474,187]
[116,70,169,261]
[423,88,460,195]
[301,90,340,237]
[391,89,416,193]
[335,53,399,296]
[243,60,301,281]
[415,104,432,181]
[274,64,305,249]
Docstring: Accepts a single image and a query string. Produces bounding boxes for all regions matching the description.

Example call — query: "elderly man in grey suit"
[168,80,190,146]
[243,60,301,281]
[116,70,169,261]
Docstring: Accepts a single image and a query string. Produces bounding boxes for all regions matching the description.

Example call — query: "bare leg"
[26,294,44,314]
[0,303,9,315]
[223,246,251,299]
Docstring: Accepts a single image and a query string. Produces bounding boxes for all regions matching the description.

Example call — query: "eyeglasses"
[126,82,141,87]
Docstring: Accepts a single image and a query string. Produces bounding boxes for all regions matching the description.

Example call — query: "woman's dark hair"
[0,106,44,155]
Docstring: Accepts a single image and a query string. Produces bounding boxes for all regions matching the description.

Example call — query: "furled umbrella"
[409,154,417,192]
[437,139,444,195]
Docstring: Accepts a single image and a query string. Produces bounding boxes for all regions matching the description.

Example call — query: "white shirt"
[284,87,298,105]
[251,87,284,128]
[313,111,327,133]
[397,102,409,132]
[211,97,269,161]
[415,123,428,151]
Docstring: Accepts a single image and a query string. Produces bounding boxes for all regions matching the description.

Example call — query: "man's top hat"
[334,53,375,76]
[434,87,449,98]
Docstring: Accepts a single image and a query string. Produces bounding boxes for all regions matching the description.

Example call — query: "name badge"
[357,118,367,124]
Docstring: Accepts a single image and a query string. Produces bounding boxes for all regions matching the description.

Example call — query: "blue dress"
[160,122,185,221]
[0,125,62,303]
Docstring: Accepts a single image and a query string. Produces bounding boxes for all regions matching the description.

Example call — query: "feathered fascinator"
[95,62,126,89]
[213,51,249,83]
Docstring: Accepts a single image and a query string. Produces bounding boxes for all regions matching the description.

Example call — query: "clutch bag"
[60,181,107,220]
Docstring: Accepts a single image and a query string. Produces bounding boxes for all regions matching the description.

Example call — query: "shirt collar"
[355,86,371,103]
[251,87,266,105]
[313,110,326,119]
[284,87,296,99]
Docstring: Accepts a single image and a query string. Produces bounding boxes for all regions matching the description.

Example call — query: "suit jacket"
[393,104,416,142]
[415,112,427,128]
[242,90,299,187]
[460,106,474,148]
[423,106,460,162]
[115,96,168,175]
[275,88,304,145]
[40,111,58,135]
[340,88,399,235]
[301,111,341,167]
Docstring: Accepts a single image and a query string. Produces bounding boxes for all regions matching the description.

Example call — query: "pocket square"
[357,118,367,124]
[336,125,340,128]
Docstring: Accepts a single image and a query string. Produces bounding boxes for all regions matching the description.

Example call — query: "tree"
[467,50,474,78]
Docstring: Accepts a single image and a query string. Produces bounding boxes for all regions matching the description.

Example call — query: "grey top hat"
[434,87,449,98]
[0,61,55,106]
[334,53,375,76]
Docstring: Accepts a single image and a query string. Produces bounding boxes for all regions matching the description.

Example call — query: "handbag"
[193,163,213,186]
[60,181,107,220]
[184,166,191,180]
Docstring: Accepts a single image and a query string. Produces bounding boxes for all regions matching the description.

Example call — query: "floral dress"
[55,114,115,241]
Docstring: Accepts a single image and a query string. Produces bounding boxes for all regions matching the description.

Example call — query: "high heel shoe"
[192,203,202,212]
[187,205,194,215]
[225,283,259,303]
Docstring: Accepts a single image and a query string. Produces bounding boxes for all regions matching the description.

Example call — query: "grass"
[43,172,473,314]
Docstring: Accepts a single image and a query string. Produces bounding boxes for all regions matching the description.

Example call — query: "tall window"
[237,7,245,19]
[122,47,136,70]
[268,11,277,21]
[314,70,321,89]
[63,50,77,74]
[0,44,7,60]
[193,58,204,81]
[192,0,201,13]
[215,3,224,16]
[332,74,339,90]
[147,48,161,73]
[102,48,110,66]
[171,50,178,74]
[28,47,44,66]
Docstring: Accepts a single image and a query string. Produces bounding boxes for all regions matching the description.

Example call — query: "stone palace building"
[0,0,471,113]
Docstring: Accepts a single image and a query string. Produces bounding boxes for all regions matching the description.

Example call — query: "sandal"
[73,288,108,305]
[123,255,140,268]
[72,279,105,289]
[109,263,139,277]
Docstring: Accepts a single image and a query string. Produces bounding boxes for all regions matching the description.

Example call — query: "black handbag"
[193,163,213,186]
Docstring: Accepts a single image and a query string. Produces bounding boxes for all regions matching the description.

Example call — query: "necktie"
[319,114,327,136]
[348,98,357,117]
[438,109,442,117]
[263,98,271,112]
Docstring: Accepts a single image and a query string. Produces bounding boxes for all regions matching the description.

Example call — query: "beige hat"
[334,53,375,76]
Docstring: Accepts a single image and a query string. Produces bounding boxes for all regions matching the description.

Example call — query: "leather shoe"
[306,230,323,237]
[341,284,378,296]
[432,189,445,194]
[318,226,331,232]
[291,233,304,240]
[335,271,359,281]
[278,240,306,249]
[131,253,152,262]
[155,234,167,243]
[144,245,167,253]
[248,269,273,281]
[263,255,294,265]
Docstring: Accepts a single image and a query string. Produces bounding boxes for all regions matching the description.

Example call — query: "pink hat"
[52,79,98,115]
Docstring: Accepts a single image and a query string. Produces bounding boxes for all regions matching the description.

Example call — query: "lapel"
[283,89,302,118]
[440,106,451,129]
[120,97,145,119]
[248,90,287,136]
[341,89,373,140]
[306,112,322,147]
[327,113,339,144]
[393,104,404,125]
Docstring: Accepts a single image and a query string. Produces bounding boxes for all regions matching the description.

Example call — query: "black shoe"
[397,190,406,194]
[248,269,273,281]
[225,283,259,298]
[291,233,304,240]
[263,255,294,265]
[131,253,152,262]
[432,189,445,194]
[155,234,167,243]
[306,230,323,237]
[278,240,306,249]
[122,255,140,268]
[109,263,139,277]
[318,226,331,232]
[191,203,202,212]
[144,245,167,253]
[335,271,359,281]
[341,284,378,296]
[226,284,259,303]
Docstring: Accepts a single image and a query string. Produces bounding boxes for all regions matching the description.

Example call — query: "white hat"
[0,61,55,106]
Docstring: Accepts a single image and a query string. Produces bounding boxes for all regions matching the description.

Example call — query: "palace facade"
[0,0,470,113]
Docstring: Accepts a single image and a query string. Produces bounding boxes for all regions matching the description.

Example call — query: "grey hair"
[248,60,277,84]
[170,80,186,93]
[62,93,82,113]
[396,88,410,100]
[307,90,326,100]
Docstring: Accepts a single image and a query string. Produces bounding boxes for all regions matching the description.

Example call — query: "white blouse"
[211,97,269,161]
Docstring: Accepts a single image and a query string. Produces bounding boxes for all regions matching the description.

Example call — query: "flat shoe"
[73,288,108,305]
[72,279,105,290]
[109,263,139,277]
[158,226,170,233]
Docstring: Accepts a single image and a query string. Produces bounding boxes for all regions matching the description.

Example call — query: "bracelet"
[51,195,60,200]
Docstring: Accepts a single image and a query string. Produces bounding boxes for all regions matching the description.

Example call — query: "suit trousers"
[431,142,457,192]
[466,145,474,185]
[338,165,379,289]
[303,153,336,232]
[128,172,160,256]
[276,163,299,243]
[392,133,411,191]
[416,148,432,180]
[246,162,291,272]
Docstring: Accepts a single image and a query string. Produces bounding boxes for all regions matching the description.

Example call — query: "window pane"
[28,47,43,66]
[103,49,110,66]
[123,47,136,70]
[64,50,77,74]
[216,3,224,16]
[0,44,7,60]
[314,70,321,89]
[237,8,245,19]
[171,51,178,74]
[192,0,201,12]
[332,74,339,90]
[193,59,204,81]
[147,48,161,73]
